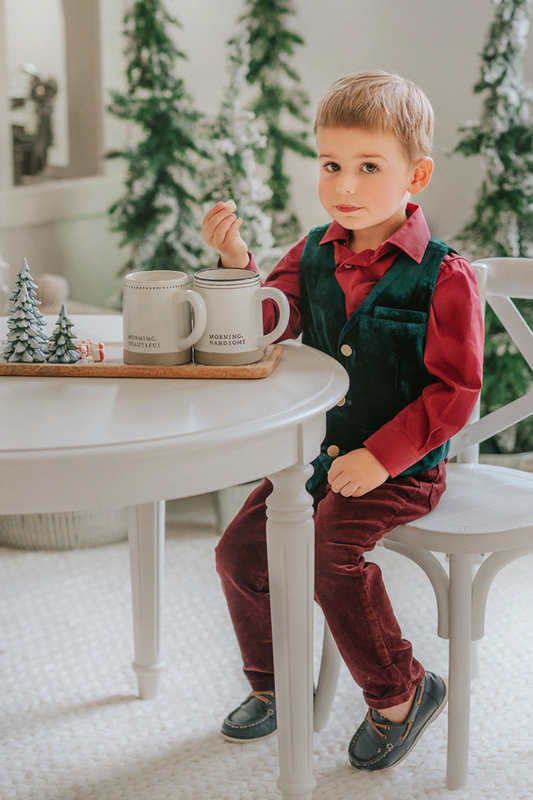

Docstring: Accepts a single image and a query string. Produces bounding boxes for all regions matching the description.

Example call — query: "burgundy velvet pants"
[215,461,446,710]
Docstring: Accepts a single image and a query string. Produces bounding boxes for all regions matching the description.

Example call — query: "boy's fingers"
[202,207,236,240]
[214,208,238,233]
[203,202,224,222]
[229,217,244,235]
[340,484,356,497]
[329,471,349,493]
[203,202,232,229]
[215,213,239,243]
[327,459,342,482]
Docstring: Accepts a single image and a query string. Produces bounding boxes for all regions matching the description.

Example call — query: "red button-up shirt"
[255,203,484,477]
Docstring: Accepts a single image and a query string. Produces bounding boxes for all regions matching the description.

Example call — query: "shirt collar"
[319,203,431,264]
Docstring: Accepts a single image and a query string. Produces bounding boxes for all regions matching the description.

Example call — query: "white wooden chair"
[313,257,533,789]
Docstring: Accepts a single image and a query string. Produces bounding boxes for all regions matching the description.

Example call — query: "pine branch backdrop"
[107,0,313,284]
[107,0,208,279]
[454,0,533,454]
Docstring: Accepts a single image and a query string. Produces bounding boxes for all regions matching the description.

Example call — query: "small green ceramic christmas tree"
[454,0,533,454]
[3,258,48,363]
[108,0,207,279]
[47,304,80,364]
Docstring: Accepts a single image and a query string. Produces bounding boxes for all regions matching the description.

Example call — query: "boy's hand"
[328,448,389,497]
[201,201,249,268]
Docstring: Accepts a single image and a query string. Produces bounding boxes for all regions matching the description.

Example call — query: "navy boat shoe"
[348,671,447,771]
[221,691,277,742]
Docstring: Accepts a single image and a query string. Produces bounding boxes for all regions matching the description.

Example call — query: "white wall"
[2,0,533,308]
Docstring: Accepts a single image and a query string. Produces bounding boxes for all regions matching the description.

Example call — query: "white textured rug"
[1,493,533,800]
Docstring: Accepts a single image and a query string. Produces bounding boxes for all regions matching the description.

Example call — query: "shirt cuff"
[364,422,426,478]
[216,253,254,270]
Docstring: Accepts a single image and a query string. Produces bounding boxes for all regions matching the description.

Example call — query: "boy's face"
[316,126,431,252]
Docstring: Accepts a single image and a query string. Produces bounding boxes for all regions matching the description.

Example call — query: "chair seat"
[386,463,533,554]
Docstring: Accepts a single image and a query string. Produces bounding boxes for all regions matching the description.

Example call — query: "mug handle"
[174,290,207,349]
[256,287,290,348]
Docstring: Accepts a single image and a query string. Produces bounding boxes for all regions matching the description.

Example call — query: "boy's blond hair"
[314,71,434,163]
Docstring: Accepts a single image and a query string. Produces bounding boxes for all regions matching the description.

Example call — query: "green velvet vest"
[300,225,453,491]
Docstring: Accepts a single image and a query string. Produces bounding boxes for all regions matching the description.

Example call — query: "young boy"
[201,71,484,772]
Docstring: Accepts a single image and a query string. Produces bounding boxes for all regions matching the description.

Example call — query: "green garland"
[107,1,315,283]
[239,0,316,245]
[454,0,533,454]
[107,0,207,281]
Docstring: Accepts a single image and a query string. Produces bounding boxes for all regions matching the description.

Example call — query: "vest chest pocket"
[347,308,430,427]
[359,307,428,374]
[372,306,428,324]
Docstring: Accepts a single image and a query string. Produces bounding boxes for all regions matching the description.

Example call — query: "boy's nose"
[336,175,357,195]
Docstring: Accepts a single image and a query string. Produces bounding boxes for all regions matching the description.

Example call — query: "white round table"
[0,315,349,800]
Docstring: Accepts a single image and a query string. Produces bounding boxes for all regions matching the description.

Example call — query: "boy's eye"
[361,163,378,173]
[324,162,341,173]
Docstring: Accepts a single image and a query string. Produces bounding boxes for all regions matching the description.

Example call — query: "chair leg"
[313,620,343,732]
[446,553,473,790]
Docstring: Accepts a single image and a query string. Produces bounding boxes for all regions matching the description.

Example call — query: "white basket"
[0,507,128,550]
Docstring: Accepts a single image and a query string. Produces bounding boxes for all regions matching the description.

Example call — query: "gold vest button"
[327,445,340,457]
[337,397,346,407]
[340,344,352,357]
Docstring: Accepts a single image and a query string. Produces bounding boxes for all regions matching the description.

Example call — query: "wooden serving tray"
[0,343,283,380]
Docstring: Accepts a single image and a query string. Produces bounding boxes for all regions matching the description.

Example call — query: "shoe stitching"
[224,693,276,731]
[399,718,414,742]
[415,678,425,707]
[224,714,275,731]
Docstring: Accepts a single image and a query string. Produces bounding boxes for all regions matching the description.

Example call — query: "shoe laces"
[365,709,390,740]
[248,691,275,706]
[367,678,425,742]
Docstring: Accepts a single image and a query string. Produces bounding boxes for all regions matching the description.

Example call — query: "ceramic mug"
[123,271,207,365]
[192,268,290,366]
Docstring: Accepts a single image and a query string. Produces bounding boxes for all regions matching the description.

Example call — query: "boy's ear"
[409,157,433,194]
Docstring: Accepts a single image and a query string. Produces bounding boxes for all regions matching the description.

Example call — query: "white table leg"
[127,501,165,700]
[266,464,316,800]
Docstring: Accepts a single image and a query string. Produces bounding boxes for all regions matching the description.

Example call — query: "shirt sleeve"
[260,237,307,341]
[364,254,484,477]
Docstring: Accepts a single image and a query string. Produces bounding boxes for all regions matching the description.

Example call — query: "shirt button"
[327,445,340,457]
[340,344,352,357]
[337,397,346,407]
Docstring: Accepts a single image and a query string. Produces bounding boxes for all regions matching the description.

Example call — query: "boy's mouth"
[336,204,361,213]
